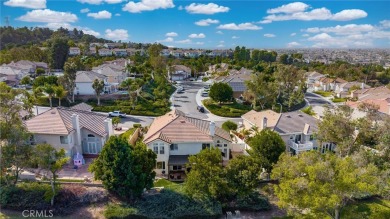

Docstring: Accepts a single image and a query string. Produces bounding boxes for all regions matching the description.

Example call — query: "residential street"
[305,92,333,106]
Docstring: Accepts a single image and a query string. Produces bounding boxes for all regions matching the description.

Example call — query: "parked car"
[108,111,126,118]
[204,85,210,89]
[197,106,205,113]
[201,91,209,97]
[177,90,185,94]
[177,86,184,91]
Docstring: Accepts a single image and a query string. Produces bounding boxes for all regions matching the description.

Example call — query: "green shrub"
[222,121,238,132]
[133,124,142,128]
[235,192,271,211]
[331,98,347,103]
[202,77,209,82]
[313,91,333,97]
[301,106,316,116]
[203,99,251,118]
[120,128,136,140]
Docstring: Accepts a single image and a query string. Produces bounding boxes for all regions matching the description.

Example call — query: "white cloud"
[232,36,239,39]
[304,24,375,35]
[331,9,367,21]
[105,0,125,3]
[219,40,224,43]
[123,0,174,13]
[77,0,103,4]
[290,33,296,36]
[185,3,229,15]
[80,8,90,13]
[45,22,100,37]
[287,42,301,48]
[158,37,174,42]
[262,2,368,23]
[380,20,390,29]
[77,0,124,4]
[196,42,204,45]
[166,32,178,37]
[217,23,261,31]
[264,34,276,38]
[216,31,223,34]
[217,44,225,48]
[4,0,46,9]
[176,39,192,44]
[87,10,112,19]
[258,20,272,24]
[267,2,309,14]
[17,9,78,23]
[115,13,121,16]
[188,33,205,38]
[105,29,129,41]
[302,34,310,37]
[195,18,219,26]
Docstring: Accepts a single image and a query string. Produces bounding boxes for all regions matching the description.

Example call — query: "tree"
[38,84,55,108]
[317,106,357,157]
[185,148,230,200]
[209,82,233,104]
[272,151,381,219]
[245,73,277,110]
[48,37,69,69]
[112,117,120,128]
[89,136,156,199]
[54,85,67,107]
[225,155,262,196]
[92,79,104,106]
[222,120,238,132]
[63,61,77,102]
[34,144,69,206]
[20,76,31,85]
[247,129,285,174]
[35,68,45,76]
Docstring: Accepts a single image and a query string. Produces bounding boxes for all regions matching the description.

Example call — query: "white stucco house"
[25,104,113,159]
[168,65,192,81]
[69,47,81,56]
[74,71,118,95]
[239,110,335,155]
[98,48,112,56]
[143,110,232,181]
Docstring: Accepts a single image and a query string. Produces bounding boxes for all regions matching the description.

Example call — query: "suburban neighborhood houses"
[1,2,390,216]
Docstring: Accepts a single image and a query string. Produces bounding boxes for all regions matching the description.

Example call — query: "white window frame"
[60,136,69,144]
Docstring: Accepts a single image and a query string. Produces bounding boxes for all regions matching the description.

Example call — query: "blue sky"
[1,0,390,49]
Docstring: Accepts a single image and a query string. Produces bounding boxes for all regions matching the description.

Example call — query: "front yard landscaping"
[331,97,347,103]
[202,99,251,117]
[313,91,333,97]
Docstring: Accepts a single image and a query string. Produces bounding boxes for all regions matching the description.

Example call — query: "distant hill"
[0,26,113,50]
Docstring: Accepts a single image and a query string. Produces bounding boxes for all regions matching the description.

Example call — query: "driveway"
[305,92,333,106]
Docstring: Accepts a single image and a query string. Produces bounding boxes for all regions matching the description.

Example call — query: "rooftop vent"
[180,120,186,123]
[298,114,303,117]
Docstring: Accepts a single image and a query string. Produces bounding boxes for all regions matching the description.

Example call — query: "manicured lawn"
[331,97,347,103]
[203,99,251,117]
[119,127,137,140]
[301,106,316,116]
[314,91,333,97]
[153,179,185,193]
[341,197,390,219]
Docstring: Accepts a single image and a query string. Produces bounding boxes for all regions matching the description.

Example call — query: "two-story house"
[334,82,370,98]
[98,48,112,56]
[168,65,192,81]
[305,71,324,91]
[241,110,335,155]
[92,64,126,84]
[113,49,127,57]
[25,105,113,159]
[74,71,115,95]
[315,77,347,91]
[143,110,232,181]
[69,47,81,56]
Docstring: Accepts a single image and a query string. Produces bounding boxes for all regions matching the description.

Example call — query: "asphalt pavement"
[305,92,333,106]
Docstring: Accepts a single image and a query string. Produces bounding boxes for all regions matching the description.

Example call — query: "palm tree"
[92,79,104,106]
[41,84,55,108]
[54,85,67,107]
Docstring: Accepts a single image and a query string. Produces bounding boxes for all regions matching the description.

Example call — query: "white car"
[201,91,209,97]
[108,111,126,118]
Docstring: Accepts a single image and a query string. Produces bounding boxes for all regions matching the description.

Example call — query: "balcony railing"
[289,140,314,152]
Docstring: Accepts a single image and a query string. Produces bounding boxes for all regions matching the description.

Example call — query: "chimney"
[262,117,267,129]
[71,114,81,147]
[104,118,113,137]
[209,121,215,137]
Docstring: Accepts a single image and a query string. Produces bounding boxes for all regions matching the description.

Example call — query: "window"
[223,149,228,158]
[153,144,158,154]
[60,136,68,144]
[88,134,95,142]
[160,146,165,154]
[224,144,227,147]
[202,143,210,150]
[172,165,182,170]
[156,162,165,169]
[310,135,314,141]
[170,144,178,151]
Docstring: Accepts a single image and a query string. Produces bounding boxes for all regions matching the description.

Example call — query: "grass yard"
[153,179,185,193]
[203,99,251,117]
[331,97,347,103]
[314,91,333,97]
[341,197,390,219]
